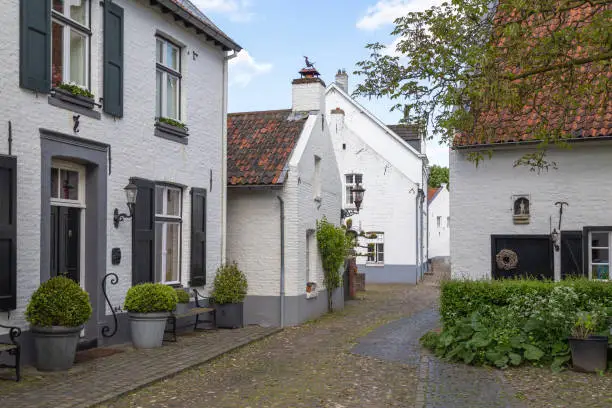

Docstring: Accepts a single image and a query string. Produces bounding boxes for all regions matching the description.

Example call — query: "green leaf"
[523,344,545,361]
[494,355,510,369]
[551,355,571,372]
[508,352,522,366]
[469,331,492,348]
[440,331,455,347]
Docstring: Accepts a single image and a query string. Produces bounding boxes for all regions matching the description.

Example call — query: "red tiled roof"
[428,187,441,204]
[228,110,308,185]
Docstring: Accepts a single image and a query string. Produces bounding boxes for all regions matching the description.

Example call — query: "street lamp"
[341,183,366,219]
[113,182,138,228]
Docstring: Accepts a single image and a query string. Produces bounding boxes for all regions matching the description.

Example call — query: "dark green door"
[50,206,80,283]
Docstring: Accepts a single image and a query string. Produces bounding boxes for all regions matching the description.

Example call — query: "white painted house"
[226,67,343,327]
[0,0,240,359]
[326,71,429,284]
[428,184,450,261]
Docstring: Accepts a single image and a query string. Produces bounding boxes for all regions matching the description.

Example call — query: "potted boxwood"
[568,312,609,373]
[175,288,191,314]
[25,276,92,371]
[124,283,177,349]
[211,263,248,329]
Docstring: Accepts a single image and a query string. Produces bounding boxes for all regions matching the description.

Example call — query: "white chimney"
[335,69,348,93]
[292,75,326,113]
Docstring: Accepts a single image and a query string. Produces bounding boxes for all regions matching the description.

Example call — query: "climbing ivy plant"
[316,218,351,312]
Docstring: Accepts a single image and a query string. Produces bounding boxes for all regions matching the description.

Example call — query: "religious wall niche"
[512,195,530,224]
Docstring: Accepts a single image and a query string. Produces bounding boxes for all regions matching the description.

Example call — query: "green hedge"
[440,279,612,325]
[26,276,92,327]
[124,283,178,313]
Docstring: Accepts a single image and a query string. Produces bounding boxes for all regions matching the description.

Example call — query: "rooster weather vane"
[303,56,315,69]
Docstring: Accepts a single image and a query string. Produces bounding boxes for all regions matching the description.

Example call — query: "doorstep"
[0,325,280,408]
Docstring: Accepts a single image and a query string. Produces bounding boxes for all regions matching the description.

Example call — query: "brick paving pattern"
[0,326,279,408]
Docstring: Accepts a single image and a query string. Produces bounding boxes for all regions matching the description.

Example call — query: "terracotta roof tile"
[428,187,441,204]
[227,110,308,185]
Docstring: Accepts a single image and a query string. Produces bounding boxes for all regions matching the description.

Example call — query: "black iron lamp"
[113,182,138,228]
[341,183,366,219]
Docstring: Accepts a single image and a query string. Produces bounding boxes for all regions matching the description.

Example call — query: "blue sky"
[192,0,449,166]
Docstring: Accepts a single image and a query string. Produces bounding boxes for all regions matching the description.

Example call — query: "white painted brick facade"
[292,81,326,113]
[227,113,341,299]
[428,185,450,258]
[0,0,227,331]
[450,143,612,280]
[325,86,428,270]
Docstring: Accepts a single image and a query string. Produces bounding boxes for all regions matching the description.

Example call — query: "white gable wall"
[451,143,612,280]
[428,186,450,259]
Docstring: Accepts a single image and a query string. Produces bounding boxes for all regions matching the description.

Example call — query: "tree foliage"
[429,165,449,188]
[316,218,352,312]
[354,0,611,167]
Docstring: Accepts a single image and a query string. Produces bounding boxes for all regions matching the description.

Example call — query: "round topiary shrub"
[124,283,178,313]
[211,263,248,305]
[26,276,92,328]
[175,288,190,304]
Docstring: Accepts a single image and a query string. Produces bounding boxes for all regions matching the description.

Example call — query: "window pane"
[52,22,64,87]
[345,175,353,184]
[155,223,163,282]
[377,251,384,263]
[167,189,181,216]
[592,265,609,280]
[53,0,64,14]
[156,71,162,117]
[355,174,363,184]
[60,170,79,200]
[591,232,609,248]
[166,75,178,120]
[592,249,609,263]
[166,44,178,71]
[51,168,59,198]
[155,186,164,215]
[69,0,87,25]
[346,186,353,205]
[165,223,180,282]
[367,243,375,262]
[69,29,87,87]
[156,39,163,64]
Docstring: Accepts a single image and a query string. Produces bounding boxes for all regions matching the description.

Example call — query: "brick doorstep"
[0,326,281,408]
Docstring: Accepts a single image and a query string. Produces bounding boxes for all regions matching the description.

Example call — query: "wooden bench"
[0,324,21,381]
[164,289,216,342]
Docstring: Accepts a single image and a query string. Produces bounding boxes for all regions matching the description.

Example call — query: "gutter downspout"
[221,50,237,263]
[415,185,420,285]
[277,196,285,328]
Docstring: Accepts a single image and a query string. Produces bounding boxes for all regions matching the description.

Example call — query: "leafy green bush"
[56,82,94,99]
[211,263,248,304]
[26,276,92,327]
[175,288,190,304]
[425,280,612,371]
[316,218,352,312]
[124,283,178,313]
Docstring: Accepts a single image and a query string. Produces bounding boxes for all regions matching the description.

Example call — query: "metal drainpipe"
[277,196,285,328]
[221,50,237,263]
[415,186,420,284]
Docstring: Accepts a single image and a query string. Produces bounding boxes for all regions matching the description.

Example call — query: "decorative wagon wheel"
[496,249,518,270]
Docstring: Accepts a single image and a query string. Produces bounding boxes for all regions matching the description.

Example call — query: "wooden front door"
[561,231,584,279]
[50,206,81,283]
[491,235,554,280]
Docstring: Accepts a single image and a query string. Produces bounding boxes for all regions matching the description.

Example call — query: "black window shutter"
[131,178,155,285]
[0,156,17,311]
[103,0,124,117]
[190,188,207,286]
[20,0,51,93]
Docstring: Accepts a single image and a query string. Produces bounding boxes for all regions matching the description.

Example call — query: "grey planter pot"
[175,303,190,315]
[215,302,244,329]
[53,88,95,109]
[31,325,82,371]
[128,312,170,349]
[569,335,609,373]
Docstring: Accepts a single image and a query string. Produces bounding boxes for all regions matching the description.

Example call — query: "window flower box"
[154,119,189,144]
[53,87,95,110]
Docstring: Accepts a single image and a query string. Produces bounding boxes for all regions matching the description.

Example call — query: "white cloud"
[229,51,273,87]
[191,0,254,22]
[357,0,445,31]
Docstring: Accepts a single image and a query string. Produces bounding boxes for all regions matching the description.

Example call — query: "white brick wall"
[428,186,450,258]
[292,81,326,113]
[0,0,226,330]
[450,143,612,280]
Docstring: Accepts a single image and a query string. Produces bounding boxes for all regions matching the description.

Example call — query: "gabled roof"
[428,187,442,204]
[227,110,308,186]
[387,124,421,142]
[152,0,242,52]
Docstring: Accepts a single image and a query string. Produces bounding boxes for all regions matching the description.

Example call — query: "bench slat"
[0,344,17,352]
[173,307,214,319]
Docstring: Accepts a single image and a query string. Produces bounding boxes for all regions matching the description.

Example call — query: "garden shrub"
[316,218,352,312]
[211,263,248,304]
[424,279,612,370]
[124,283,178,313]
[175,288,190,304]
[26,276,92,327]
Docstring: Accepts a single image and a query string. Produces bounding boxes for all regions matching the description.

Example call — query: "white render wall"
[428,186,450,258]
[450,143,612,280]
[0,0,226,331]
[326,86,427,272]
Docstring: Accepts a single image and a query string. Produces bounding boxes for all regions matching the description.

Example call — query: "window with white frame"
[50,161,86,205]
[51,0,90,89]
[345,173,363,206]
[156,37,181,121]
[154,185,182,284]
[366,233,384,264]
[589,231,610,281]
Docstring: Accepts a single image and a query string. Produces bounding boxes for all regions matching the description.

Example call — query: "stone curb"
[89,328,282,408]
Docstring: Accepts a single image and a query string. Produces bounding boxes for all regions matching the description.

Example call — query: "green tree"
[354,0,611,167]
[429,165,449,188]
[316,218,352,312]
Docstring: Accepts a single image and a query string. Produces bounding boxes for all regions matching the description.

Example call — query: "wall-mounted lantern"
[113,182,138,228]
[341,183,366,219]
